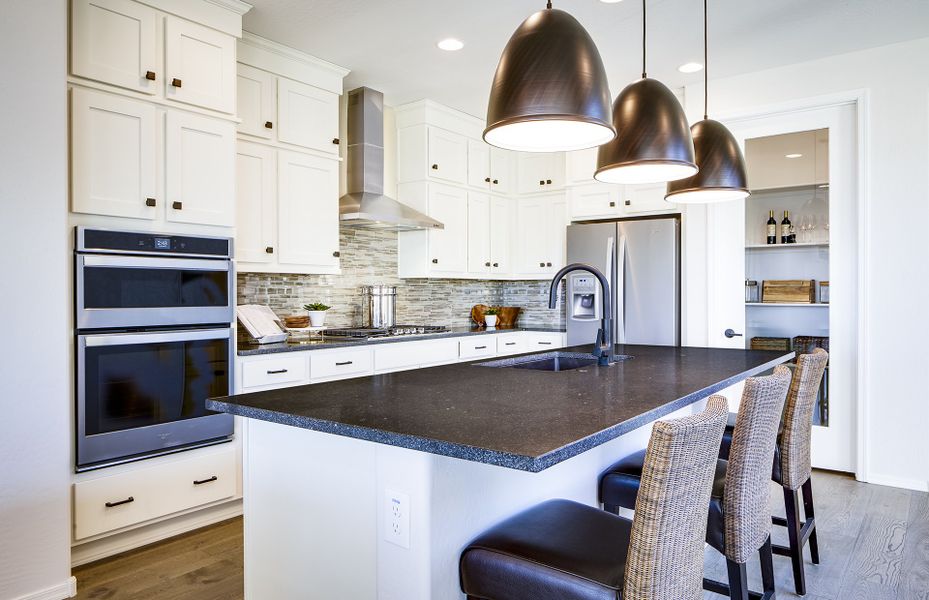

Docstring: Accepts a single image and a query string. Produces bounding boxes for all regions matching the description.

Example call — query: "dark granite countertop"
[211,344,792,471]
[236,326,565,356]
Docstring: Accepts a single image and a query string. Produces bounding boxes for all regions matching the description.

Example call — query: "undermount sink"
[475,351,632,372]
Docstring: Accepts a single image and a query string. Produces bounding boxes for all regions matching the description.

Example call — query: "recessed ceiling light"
[785,153,803,159]
[437,38,464,51]
[677,62,703,73]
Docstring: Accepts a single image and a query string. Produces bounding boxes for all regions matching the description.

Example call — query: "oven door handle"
[81,327,233,347]
[79,254,231,272]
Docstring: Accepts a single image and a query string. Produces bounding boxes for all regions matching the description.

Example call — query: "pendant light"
[484,1,615,153]
[665,0,749,203]
[595,0,697,184]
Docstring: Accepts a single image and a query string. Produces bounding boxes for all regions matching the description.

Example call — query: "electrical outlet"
[384,489,410,549]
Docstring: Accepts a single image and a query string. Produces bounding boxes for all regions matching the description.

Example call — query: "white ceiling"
[243,0,929,117]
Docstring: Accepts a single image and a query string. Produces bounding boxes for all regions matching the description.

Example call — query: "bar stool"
[598,367,792,600]
[459,396,729,600]
[719,348,829,596]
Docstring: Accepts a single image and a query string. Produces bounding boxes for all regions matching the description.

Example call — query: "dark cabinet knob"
[539,262,545,267]
[172,201,183,210]
[546,262,552,267]
[492,179,498,184]
[145,71,156,81]
[432,258,438,264]
[265,121,273,129]
[332,251,340,258]
[171,78,182,88]
[625,200,631,206]
[485,261,491,267]
[265,246,274,254]
[431,164,439,170]
[539,180,545,186]
[609,201,616,207]
[484,177,491,183]
[492,262,499,267]
[145,198,156,207]
[546,179,552,185]
[332,138,340,145]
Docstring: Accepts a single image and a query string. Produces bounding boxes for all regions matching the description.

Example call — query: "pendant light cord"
[641,0,647,78]
[546,0,552,8]
[703,0,709,119]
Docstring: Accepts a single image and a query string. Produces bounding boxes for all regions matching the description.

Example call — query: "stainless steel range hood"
[339,87,444,231]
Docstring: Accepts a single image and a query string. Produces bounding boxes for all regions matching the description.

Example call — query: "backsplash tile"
[237,228,565,329]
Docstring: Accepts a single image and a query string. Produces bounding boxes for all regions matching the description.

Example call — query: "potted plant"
[484,307,499,328]
[303,302,331,327]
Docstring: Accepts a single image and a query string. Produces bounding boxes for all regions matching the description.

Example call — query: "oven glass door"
[77,328,234,469]
[76,254,233,329]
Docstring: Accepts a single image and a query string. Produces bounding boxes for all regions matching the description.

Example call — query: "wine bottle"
[781,210,791,244]
[766,210,777,245]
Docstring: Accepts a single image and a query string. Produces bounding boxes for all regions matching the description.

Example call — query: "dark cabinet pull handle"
[546,179,552,185]
[105,496,134,508]
[431,164,439,170]
[267,368,288,374]
[335,360,353,366]
[172,201,183,210]
[538,341,553,345]
[145,198,156,207]
[193,476,218,485]
[492,262,499,267]
[333,251,340,258]
[492,179,498,184]
[505,342,516,346]
[609,201,616,207]
[432,258,438,264]
[265,121,273,129]
[265,246,274,254]
[171,78,182,88]
[332,138,340,145]
[145,71,156,81]
[475,345,487,350]
[484,177,491,183]
[485,261,491,267]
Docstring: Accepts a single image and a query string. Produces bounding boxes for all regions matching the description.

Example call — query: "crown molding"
[240,31,350,78]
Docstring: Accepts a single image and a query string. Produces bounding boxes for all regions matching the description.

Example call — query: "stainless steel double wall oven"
[74,227,235,470]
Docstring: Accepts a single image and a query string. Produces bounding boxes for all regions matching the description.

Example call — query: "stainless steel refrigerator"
[565,217,680,347]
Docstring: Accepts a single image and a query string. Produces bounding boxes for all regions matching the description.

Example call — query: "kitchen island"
[209,344,792,600]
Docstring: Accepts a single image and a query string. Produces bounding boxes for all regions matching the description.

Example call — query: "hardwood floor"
[74,470,928,599]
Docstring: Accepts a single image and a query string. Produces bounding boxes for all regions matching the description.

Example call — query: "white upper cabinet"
[428,127,468,185]
[489,147,515,195]
[427,184,469,273]
[165,111,236,226]
[624,183,676,215]
[514,194,566,276]
[568,183,623,221]
[277,151,340,269]
[236,64,275,139]
[467,192,491,273]
[467,141,514,194]
[467,140,491,189]
[277,78,340,155]
[71,0,158,95]
[71,88,157,219]
[565,147,599,185]
[164,17,237,114]
[489,196,513,273]
[516,152,565,194]
[235,141,276,264]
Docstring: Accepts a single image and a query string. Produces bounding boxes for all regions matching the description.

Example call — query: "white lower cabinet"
[240,353,309,391]
[524,331,567,350]
[73,446,236,540]
[373,338,460,373]
[496,333,527,356]
[310,348,374,381]
[458,336,497,360]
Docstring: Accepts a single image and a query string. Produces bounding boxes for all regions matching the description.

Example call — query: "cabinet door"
[489,196,512,274]
[165,111,236,226]
[236,142,276,263]
[467,139,491,189]
[278,152,340,269]
[467,192,491,274]
[489,147,515,195]
[427,184,468,274]
[164,16,236,114]
[624,183,676,215]
[547,194,568,273]
[71,88,157,219]
[71,0,158,95]
[515,196,549,274]
[277,78,340,155]
[427,127,468,185]
[517,152,565,194]
[568,183,622,221]
[566,147,598,184]
[237,64,276,139]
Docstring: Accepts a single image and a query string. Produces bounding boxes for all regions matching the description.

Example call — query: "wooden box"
[762,279,816,303]
[751,337,792,352]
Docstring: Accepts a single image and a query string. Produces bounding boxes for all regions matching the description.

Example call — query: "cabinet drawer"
[525,333,565,350]
[311,348,373,381]
[241,354,309,390]
[373,338,459,373]
[74,447,236,540]
[496,334,527,356]
[459,337,497,359]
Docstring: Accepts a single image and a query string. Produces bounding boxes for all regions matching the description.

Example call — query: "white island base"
[240,399,706,600]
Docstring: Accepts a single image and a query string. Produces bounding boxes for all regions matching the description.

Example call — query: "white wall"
[684,37,929,491]
[0,1,74,599]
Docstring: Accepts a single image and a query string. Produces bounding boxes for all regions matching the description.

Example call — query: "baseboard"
[861,473,929,492]
[11,577,77,600]
[70,499,243,567]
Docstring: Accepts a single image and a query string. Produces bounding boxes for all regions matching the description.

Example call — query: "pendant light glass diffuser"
[595,0,697,184]
[665,0,749,203]
[484,4,615,152]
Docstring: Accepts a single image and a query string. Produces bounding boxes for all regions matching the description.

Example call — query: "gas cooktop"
[321,325,450,339]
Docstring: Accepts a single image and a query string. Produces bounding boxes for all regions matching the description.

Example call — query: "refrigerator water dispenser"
[569,274,599,321]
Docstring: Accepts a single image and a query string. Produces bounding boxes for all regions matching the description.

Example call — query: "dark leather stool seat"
[460,499,631,600]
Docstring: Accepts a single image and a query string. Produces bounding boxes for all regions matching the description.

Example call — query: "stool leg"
[784,486,807,596]
[726,558,749,600]
[759,536,776,599]
[801,477,820,565]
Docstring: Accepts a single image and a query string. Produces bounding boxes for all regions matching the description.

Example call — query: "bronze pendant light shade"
[484,4,615,153]
[665,0,749,203]
[594,0,697,184]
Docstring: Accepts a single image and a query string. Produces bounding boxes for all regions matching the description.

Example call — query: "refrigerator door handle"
[604,236,614,321]
[616,235,627,344]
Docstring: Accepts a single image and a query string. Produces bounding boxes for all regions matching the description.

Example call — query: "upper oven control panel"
[76,227,232,259]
